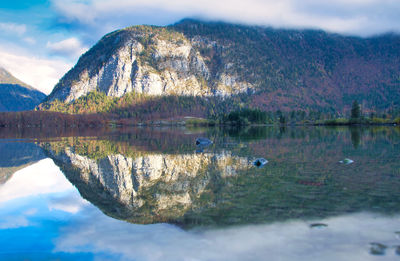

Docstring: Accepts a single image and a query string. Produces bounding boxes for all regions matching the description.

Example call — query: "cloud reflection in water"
[0,158,76,203]
[57,209,400,261]
[0,154,399,260]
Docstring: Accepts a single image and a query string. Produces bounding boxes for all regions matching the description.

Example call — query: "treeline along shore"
[0,111,108,128]
[0,102,399,130]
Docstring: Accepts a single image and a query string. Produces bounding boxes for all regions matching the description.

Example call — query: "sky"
[0,0,399,94]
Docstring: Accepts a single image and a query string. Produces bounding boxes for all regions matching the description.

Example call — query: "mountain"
[0,67,46,111]
[42,19,400,114]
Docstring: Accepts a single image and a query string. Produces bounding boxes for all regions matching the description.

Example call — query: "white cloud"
[0,22,27,36]
[50,0,400,36]
[47,37,88,59]
[0,46,72,94]
[23,37,36,45]
[0,158,88,228]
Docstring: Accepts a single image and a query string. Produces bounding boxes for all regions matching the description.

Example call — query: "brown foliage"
[0,111,108,128]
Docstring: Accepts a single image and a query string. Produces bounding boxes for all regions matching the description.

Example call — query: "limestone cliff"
[47,26,253,103]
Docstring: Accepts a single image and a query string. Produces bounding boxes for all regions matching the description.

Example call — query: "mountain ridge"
[0,67,46,112]
[0,67,34,89]
[43,19,400,113]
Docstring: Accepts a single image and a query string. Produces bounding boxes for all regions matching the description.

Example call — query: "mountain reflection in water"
[0,126,400,260]
[37,126,400,228]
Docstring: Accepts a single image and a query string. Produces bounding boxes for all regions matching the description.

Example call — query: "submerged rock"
[339,158,354,164]
[395,231,400,239]
[369,242,387,255]
[396,246,400,256]
[253,158,268,167]
[298,180,324,186]
[309,223,328,229]
[196,138,213,146]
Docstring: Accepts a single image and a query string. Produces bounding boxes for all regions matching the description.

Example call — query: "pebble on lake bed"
[309,223,328,229]
[339,158,354,164]
[369,242,387,256]
[298,180,324,186]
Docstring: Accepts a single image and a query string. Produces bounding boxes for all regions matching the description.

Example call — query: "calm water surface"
[0,126,399,260]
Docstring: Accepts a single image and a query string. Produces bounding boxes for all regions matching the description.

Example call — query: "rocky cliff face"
[45,19,400,111]
[48,26,253,103]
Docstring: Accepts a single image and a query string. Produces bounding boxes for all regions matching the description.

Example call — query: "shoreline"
[0,111,399,129]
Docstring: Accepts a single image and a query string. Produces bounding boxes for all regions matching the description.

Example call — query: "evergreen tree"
[351,100,361,119]
[279,115,286,124]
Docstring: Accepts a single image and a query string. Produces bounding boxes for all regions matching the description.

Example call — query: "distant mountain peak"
[0,67,33,90]
[0,67,46,112]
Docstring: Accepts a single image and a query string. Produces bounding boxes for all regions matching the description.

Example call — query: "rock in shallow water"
[369,242,387,255]
[339,158,354,164]
[309,223,328,229]
[253,158,268,167]
[195,138,213,146]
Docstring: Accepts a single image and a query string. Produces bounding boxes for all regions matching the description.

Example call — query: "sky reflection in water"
[0,156,399,260]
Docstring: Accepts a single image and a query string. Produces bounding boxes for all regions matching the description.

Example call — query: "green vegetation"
[323,117,398,126]
[221,108,270,125]
[323,118,350,125]
[41,91,240,123]
[184,117,216,126]
[45,138,146,160]
[351,100,361,119]
[35,93,400,127]
[321,100,400,126]
[39,91,118,114]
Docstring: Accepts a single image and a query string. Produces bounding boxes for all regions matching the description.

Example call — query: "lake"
[0,126,399,260]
